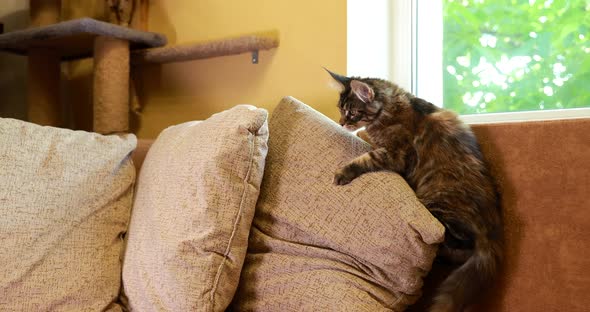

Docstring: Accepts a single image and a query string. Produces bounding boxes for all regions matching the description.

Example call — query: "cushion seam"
[209,130,258,311]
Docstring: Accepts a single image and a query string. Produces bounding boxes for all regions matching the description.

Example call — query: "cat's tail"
[429,236,502,312]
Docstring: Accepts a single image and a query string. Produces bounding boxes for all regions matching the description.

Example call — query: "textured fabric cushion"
[0,118,136,311]
[231,96,445,311]
[123,105,269,312]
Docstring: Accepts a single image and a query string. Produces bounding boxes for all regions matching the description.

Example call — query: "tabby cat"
[326,69,503,312]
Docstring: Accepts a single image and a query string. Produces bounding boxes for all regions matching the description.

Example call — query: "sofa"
[130,100,589,311]
[1,96,588,311]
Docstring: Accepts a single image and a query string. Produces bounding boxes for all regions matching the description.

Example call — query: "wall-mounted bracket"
[251,50,259,64]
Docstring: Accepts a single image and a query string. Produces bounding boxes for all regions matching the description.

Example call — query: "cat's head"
[325,68,383,131]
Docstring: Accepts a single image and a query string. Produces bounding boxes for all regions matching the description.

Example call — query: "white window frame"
[352,0,590,124]
[347,0,392,80]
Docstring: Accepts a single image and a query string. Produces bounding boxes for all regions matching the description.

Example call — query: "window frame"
[388,0,590,124]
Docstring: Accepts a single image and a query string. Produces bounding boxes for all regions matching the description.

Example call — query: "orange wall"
[134,0,346,138]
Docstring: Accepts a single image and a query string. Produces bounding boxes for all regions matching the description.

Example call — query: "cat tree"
[0,0,166,133]
[0,0,279,134]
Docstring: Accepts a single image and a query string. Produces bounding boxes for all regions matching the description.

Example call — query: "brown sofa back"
[132,118,590,311]
[412,118,590,312]
[474,118,589,311]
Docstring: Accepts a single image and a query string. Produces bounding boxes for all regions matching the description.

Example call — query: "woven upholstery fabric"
[231,97,445,312]
[0,118,136,311]
[123,105,269,312]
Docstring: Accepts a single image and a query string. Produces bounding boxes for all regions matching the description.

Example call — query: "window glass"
[443,0,590,114]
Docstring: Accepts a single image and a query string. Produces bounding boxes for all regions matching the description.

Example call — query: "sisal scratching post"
[93,36,130,134]
[28,0,62,126]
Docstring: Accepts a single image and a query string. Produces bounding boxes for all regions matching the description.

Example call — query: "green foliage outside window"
[443,0,590,114]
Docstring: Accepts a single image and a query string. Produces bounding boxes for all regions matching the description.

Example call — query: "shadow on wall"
[0,9,29,120]
[129,2,177,134]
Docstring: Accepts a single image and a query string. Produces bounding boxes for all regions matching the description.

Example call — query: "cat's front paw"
[333,169,356,185]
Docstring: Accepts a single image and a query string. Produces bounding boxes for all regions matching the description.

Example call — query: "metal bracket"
[251,50,259,64]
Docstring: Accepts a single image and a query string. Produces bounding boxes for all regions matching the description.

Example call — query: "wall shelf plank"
[131,30,279,65]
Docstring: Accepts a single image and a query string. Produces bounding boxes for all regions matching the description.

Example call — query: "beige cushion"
[231,97,445,311]
[123,105,269,312]
[0,118,136,311]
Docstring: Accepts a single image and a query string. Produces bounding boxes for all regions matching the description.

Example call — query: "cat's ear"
[350,80,375,103]
[324,67,351,86]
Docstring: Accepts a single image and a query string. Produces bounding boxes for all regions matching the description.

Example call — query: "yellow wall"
[0,0,346,138]
[135,0,346,138]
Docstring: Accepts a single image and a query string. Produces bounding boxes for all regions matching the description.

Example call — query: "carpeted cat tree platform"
[0,15,166,133]
[131,31,280,65]
[0,0,279,134]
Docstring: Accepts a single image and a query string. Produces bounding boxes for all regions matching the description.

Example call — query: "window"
[348,0,590,123]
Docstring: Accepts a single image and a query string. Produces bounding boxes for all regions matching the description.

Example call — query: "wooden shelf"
[131,30,279,65]
[0,18,167,61]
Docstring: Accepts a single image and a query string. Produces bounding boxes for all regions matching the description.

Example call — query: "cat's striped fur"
[327,69,503,312]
